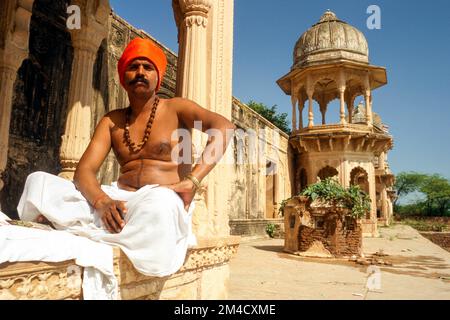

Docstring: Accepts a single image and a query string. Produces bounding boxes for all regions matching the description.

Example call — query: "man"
[74,37,235,234]
[17,37,236,277]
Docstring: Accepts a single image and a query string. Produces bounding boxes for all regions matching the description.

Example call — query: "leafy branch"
[300,178,371,219]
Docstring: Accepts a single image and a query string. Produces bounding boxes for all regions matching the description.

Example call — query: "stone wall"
[283,196,362,257]
[229,98,292,235]
[229,218,284,238]
[298,216,362,257]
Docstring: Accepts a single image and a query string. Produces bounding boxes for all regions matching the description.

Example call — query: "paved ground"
[228,224,450,300]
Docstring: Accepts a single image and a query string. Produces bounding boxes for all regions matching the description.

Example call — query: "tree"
[247,100,291,135]
[419,174,450,216]
[394,172,450,216]
[394,172,428,207]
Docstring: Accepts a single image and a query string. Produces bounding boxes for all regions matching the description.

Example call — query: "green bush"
[266,223,276,238]
[278,198,290,217]
[300,178,371,219]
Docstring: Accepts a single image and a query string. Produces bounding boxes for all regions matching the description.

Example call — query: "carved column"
[176,0,215,238]
[306,78,314,128]
[339,87,347,125]
[346,94,356,124]
[364,89,373,128]
[207,0,235,238]
[298,99,304,130]
[364,75,373,128]
[59,1,110,180]
[379,151,385,170]
[176,0,211,104]
[381,184,388,223]
[291,95,297,131]
[306,89,314,128]
[338,71,347,125]
[0,0,34,193]
[319,100,327,125]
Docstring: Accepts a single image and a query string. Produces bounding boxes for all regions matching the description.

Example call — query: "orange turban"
[118,38,167,91]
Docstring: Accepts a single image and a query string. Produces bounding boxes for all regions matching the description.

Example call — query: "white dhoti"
[1,171,196,299]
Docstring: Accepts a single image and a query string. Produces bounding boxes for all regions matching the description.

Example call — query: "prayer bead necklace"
[124,96,159,153]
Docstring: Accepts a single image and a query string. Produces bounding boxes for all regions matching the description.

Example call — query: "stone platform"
[0,236,240,300]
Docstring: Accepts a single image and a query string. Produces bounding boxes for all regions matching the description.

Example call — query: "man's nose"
[136,65,145,75]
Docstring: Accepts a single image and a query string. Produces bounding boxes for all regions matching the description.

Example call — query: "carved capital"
[179,0,212,15]
[0,0,34,71]
[0,46,26,74]
[69,0,110,53]
[184,15,208,27]
[3,0,34,50]
[70,21,108,54]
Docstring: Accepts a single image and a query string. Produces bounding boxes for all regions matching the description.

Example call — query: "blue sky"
[110,0,450,179]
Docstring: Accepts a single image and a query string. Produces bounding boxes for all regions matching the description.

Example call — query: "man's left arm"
[167,97,236,209]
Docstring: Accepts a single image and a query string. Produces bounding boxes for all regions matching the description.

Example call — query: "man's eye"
[144,65,153,71]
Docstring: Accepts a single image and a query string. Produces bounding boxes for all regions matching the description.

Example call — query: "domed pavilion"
[277,10,395,237]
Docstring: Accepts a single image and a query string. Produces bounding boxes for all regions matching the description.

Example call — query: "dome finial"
[319,10,337,22]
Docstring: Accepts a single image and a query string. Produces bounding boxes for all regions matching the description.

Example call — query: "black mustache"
[128,77,149,85]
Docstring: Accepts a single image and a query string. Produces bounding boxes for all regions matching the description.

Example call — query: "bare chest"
[110,105,182,165]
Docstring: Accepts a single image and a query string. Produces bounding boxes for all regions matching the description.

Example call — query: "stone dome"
[293,10,369,68]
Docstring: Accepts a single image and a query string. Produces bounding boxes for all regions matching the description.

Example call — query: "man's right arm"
[73,113,127,233]
[73,115,112,205]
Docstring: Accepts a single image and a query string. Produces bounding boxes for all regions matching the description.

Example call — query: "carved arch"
[317,165,338,181]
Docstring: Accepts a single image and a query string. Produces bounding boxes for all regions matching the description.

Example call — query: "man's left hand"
[165,179,196,212]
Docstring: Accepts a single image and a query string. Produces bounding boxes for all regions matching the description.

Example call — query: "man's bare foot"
[36,215,53,226]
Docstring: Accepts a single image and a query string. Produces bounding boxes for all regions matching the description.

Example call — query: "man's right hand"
[95,196,127,233]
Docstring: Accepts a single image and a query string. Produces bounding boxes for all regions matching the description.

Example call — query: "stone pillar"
[346,95,356,124]
[291,95,297,131]
[379,151,385,170]
[176,0,211,104]
[338,72,347,125]
[364,76,373,128]
[175,1,239,298]
[339,88,347,125]
[319,101,327,125]
[306,87,314,128]
[207,0,235,238]
[387,194,394,223]
[298,99,304,130]
[59,2,110,180]
[368,165,378,236]
[364,89,373,128]
[176,0,222,238]
[0,0,34,192]
[380,185,388,224]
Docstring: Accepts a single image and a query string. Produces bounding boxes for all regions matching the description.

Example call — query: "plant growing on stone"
[300,178,370,219]
[266,223,276,238]
[278,198,291,217]
[346,184,371,219]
